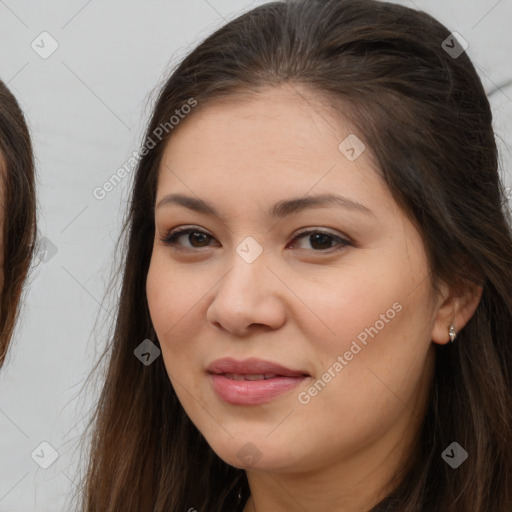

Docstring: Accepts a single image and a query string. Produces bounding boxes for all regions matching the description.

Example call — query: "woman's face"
[146,84,449,480]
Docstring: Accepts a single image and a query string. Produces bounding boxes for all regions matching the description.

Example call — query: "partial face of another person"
[0,80,35,368]
[0,156,4,294]
[146,84,452,478]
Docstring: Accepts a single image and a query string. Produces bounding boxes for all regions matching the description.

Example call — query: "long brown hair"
[0,79,37,367]
[81,1,512,510]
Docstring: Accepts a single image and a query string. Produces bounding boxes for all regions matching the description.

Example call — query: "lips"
[206,357,308,378]
[206,357,309,405]
[223,373,279,380]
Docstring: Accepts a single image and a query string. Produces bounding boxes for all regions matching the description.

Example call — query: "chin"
[204,436,300,472]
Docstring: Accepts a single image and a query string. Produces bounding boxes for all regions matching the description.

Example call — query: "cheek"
[147,255,187,363]
[146,256,170,335]
[292,260,406,365]
[146,253,198,335]
[296,252,434,419]
[146,253,207,379]
[309,289,432,423]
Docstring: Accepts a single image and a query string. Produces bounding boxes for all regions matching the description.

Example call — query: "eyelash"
[159,226,352,253]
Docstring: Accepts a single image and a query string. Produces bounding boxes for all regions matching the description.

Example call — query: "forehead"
[160,85,378,185]
[165,84,354,155]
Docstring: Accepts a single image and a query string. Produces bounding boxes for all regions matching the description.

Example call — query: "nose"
[206,249,287,336]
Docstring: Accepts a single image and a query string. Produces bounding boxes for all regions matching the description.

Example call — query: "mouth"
[206,357,309,378]
[206,357,310,405]
[222,373,284,380]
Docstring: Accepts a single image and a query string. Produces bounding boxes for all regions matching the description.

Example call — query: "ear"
[431,277,483,345]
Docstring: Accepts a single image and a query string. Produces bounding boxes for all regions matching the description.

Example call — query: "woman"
[0,79,37,368]
[82,0,512,510]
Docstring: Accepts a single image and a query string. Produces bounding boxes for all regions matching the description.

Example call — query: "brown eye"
[288,229,352,252]
[161,228,214,248]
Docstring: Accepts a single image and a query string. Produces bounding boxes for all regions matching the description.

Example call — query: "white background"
[0,1,511,510]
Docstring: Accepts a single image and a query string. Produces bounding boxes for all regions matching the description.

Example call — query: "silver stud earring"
[448,323,456,343]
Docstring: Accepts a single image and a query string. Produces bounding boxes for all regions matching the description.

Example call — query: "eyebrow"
[156,192,375,218]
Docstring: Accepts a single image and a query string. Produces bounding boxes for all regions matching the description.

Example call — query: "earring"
[448,323,457,343]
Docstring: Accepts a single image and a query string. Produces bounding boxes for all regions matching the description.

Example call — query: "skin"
[146,83,482,512]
